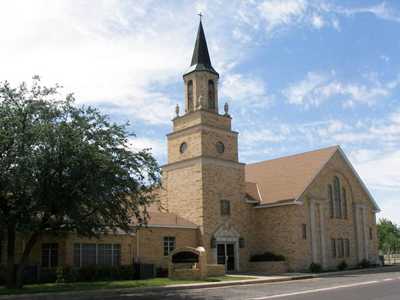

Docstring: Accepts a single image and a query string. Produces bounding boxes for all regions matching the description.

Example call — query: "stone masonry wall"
[303,151,379,269]
[252,205,311,271]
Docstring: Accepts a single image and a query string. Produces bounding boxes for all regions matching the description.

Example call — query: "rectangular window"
[334,177,342,219]
[302,224,307,240]
[41,243,58,268]
[344,239,350,257]
[331,239,336,258]
[163,237,175,256]
[338,239,344,258]
[328,185,334,218]
[342,188,348,219]
[73,243,121,267]
[369,227,373,240]
[220,200,231,216]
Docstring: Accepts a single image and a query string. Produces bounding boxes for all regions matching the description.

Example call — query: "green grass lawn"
[0,276,254,296]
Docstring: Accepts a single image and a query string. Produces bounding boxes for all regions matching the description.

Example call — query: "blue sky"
[0,0,399,222]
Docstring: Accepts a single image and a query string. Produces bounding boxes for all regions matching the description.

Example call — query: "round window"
[216,141,225,154]
[180,142,188,154]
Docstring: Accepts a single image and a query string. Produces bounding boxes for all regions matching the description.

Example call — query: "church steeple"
[185,20,218,77]
[183,19,219,114]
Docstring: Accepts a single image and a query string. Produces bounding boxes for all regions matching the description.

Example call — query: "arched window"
[187,80,193,111]
[328,184,334,218]
[333,176,342,218]
[208,80,215,110]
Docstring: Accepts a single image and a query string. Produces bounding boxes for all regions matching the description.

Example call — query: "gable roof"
[245,145,380,211]
[245,146,338,205]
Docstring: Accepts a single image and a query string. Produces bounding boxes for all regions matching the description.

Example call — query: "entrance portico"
[212,224,240,272]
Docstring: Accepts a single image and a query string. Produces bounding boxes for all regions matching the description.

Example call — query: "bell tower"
[183,20,219,114]
[161,19,250,271]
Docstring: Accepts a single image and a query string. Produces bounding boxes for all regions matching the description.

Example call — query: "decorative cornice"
[167,123,238,139]
[162,156,244,171]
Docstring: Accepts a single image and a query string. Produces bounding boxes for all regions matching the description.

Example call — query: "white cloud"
[332,18,340,30]
[0,1,196,125]
[283,72,327,106]
[335,2,400,23]
[311,14,325,29]
[354,150,400,192]
[283,71,399,108]
[128,137,166,160]
[258,0,307,32]
[221,73,271,106]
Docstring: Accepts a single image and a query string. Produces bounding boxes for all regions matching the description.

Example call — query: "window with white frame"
[163,237,175,256]
[73,243,121,267]
[41,243,58,268]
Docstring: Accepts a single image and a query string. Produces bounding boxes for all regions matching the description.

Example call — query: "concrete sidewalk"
[2,265,399,300]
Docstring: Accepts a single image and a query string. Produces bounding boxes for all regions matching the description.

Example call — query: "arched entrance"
[212,224,240,272]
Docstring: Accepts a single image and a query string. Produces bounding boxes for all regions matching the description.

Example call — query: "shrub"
[62,266,79,283]
[249,252,285,262]
[75,265,136,282]
[78,265,98,282]
[119,265,136,280]
[0,265,5,285]
[337,261,348,271]
[309,262,322,273]
[358,259,371,269]
[156,267,169,278]
[56,266,66,284]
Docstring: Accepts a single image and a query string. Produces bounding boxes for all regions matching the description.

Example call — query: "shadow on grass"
[0,276,251,297]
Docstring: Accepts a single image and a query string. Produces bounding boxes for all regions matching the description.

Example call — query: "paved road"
[112,268,400,300]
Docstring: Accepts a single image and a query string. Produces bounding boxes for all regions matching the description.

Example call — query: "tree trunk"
[6,223,16,289]
[15,232,39,289]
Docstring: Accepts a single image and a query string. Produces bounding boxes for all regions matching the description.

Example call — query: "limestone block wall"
[200,161,254,271]
[201,129,238,161]
[163,163,204,227]
[303,151,379,269]
[252,205,311,271]
[167,130,203,163]
[136,227,198,268]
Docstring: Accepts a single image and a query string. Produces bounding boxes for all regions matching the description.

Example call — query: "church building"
[0,21,380,274]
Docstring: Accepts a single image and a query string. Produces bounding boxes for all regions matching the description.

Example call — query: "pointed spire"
[184,19,219,77]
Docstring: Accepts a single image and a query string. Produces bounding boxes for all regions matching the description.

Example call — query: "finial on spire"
[197,12,203,21]
[175,104,180,117]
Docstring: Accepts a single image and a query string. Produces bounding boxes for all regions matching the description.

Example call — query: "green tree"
[0,77,161,288]
[377,219,400,256]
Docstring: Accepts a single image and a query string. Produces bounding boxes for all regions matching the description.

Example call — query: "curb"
[1,265,399,300]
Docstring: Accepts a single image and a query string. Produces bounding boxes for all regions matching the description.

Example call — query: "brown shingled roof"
[245,146,339,205]
[245,182,262,203]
